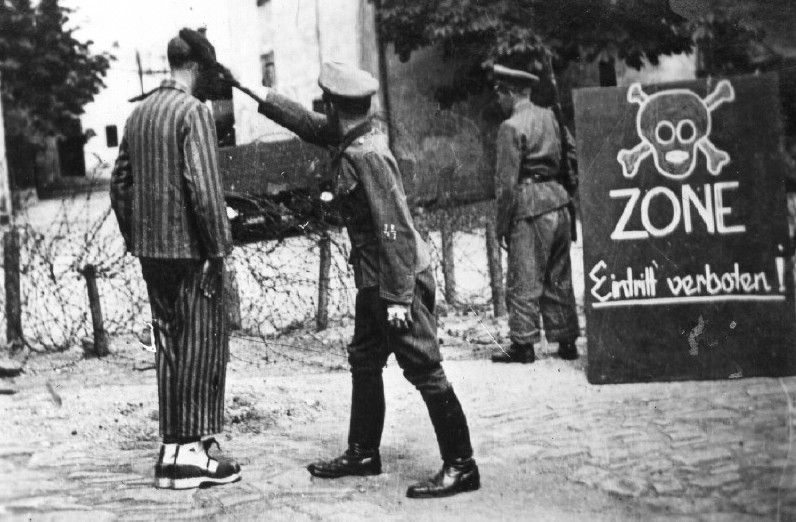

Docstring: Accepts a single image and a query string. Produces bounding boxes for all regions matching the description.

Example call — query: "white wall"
[67,0,375,174]
[617,53,697,86]
[229,0,372,145]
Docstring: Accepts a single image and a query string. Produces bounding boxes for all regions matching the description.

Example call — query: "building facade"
[70,0,378,174]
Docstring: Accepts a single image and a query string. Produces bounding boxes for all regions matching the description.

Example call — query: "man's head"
[490,64,539,116]
[318,62,378,135]
[166,28,219,100]
[167,36,197,70]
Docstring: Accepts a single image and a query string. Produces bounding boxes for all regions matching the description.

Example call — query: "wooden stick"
[316,232,332,331]
[4,228,22,345]
[81,264,109,357]
[233,83,265,106]
[485,220,506,317]
[441,217,457,306]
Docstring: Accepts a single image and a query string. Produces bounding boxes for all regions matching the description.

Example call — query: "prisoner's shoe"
[491,343,535,363]
[157,438,241,489]
[557,342,579,360]
[406,458,480,499]
[307,444,381,478]
[154,445,176,489]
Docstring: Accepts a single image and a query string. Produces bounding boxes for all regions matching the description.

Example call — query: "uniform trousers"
[140,258,229,439]
[347,269,472,461]
[506,207,579,345]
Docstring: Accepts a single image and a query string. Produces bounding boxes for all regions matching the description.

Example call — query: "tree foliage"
[690,11,777,76]
[377,0,693,71]
[375,1,780,108]
[0,0,112,145]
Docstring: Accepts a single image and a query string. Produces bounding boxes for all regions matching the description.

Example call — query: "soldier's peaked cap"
[319,62,379,98]
[492,64,540,86]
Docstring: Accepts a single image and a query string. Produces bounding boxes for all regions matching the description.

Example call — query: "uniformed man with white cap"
[489,63,580,364]
[254,62,480,499]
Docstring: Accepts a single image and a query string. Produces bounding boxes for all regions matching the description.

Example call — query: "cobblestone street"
[1,335,795,521]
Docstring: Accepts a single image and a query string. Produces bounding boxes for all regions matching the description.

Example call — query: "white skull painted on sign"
[617,80,735,180]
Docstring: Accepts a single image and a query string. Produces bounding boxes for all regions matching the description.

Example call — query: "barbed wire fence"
[0,185,500,364]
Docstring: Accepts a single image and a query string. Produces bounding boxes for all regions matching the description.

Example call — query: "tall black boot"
[347,371,385,450]
[406,387,480,498]
[307,371,384,478]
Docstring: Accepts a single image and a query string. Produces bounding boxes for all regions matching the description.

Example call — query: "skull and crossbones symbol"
[617,80,735,180]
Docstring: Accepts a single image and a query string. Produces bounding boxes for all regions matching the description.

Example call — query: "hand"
[386,304,412,330]
[216,63,239,88]
[200,258,224,299]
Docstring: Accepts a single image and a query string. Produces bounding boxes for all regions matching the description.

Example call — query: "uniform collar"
[513,98,534,114]
[160,78,191,94]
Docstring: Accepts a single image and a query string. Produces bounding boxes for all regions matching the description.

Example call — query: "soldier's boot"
[306,444,382,478]
[557,341,579,360]
[307,371,384,478]
[491,342,535,363]
[407,387,480,499]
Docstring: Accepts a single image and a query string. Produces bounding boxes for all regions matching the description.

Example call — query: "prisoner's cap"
[168,27,217,66]
[492,64,540,86]
[318,62,379,98]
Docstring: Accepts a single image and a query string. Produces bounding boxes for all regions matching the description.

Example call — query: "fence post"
[485,220,506,317]
[4,228,21,346]
[440,217,457,305]
[81,264,109,357]
[0,72,11,225]
[316,232,332,331]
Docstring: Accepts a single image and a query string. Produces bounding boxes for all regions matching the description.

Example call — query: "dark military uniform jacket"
[260,93,430,305]
[111,79,232,259]
[495,98,573,239]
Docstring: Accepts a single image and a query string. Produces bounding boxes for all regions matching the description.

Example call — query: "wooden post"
[440,217,457,305]
[0,72,11,225]
[4,228,22,346]
[485,221,506,317]
[316,232,332,331]
[81,264,109,357]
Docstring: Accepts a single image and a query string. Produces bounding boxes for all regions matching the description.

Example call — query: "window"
[260,51,276,88]
[105,125,118,148]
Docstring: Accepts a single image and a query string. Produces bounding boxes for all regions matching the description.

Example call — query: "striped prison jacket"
[110,79,232,260]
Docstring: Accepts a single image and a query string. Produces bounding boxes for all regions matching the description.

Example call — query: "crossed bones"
[617,80,736,179]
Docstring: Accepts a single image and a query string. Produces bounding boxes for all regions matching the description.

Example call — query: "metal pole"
[136,50,145,96]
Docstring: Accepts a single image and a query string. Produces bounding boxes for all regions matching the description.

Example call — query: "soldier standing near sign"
[110,29,241,489]
[489,64,580,364]
[245,62,479,499]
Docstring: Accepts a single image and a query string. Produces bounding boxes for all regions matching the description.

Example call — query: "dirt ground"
[2,319,796,521]
[2,191,795,520]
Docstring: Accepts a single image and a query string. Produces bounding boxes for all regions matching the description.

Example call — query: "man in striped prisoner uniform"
[110,29,240,489]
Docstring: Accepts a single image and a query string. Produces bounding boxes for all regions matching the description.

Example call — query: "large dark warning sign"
[573,73,796,384]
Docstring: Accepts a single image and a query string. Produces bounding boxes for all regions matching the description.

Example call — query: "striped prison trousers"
[140,258,229,439]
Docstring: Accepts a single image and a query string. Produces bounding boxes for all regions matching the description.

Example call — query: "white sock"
[175,441,218,473]
[160,443,177,463]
